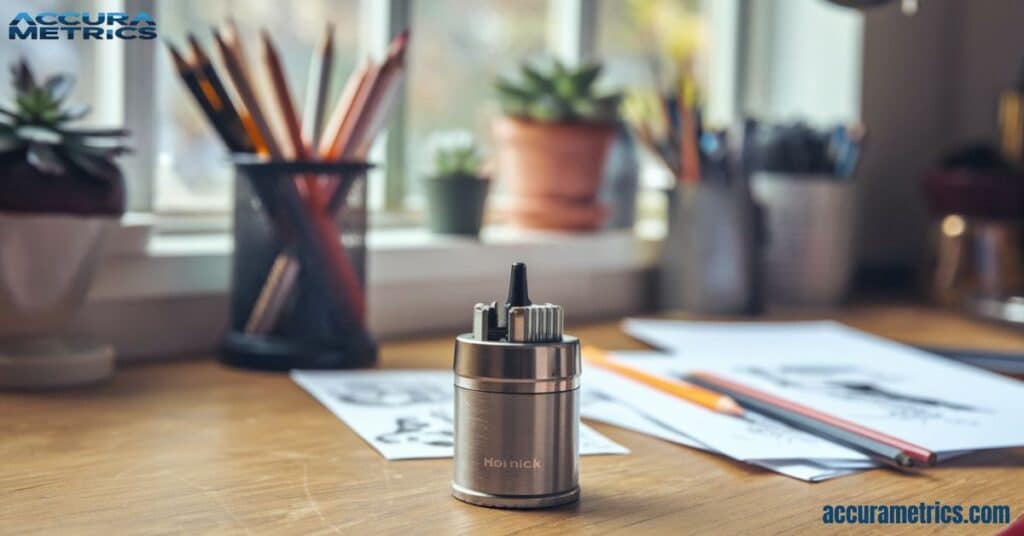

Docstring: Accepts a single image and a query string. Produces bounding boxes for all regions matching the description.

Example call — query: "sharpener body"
[452,334,581,509]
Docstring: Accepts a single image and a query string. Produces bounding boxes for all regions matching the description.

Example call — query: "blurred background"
[3,0,1024,363]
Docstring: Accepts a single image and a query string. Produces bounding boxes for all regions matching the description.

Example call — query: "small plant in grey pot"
[0,59,129,389]
[424,132,489,237]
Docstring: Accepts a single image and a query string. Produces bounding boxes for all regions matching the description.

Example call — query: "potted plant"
[423,132,489,237]
[0,59,128,389]
[493,59,621,231]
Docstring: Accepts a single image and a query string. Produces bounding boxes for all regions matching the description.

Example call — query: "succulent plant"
[495,59,621,124]
[0,58,129,184]
[428,130,483,179]
[0,59,128,215]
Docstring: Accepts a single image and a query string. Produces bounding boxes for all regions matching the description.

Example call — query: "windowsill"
[79,224,661,361]
[90,225,659,301]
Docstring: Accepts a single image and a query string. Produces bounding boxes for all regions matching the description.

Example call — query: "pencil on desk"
[687,371,937,468]
[581,346,744,416]
[303,22,334,153]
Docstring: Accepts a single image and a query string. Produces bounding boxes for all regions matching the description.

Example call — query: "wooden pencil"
[260,30,305,160]
[582,346,744,416]
[303,22,334,153]
[212,25,281,157]
[688,371,937,467]
[679,105,701,184]
[312,60,372,204]
[166,43,237,150]
[350,29,409,159]
[185,34,253,152]
[260,30,323,204]
[323,61,381,160]
[337,29,409,160]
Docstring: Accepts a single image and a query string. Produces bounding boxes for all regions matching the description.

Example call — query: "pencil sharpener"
[451,263,581,509]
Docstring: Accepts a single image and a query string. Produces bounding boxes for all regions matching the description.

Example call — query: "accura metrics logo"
[483,457,542,470]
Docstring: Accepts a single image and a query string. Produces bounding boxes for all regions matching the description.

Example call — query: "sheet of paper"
[291,369,628,460]
[583,365,871,465]
[622,319,1024,454]
[581,392,864,482]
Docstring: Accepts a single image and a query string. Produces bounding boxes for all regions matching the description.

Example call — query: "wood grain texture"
[3,304,1024,535]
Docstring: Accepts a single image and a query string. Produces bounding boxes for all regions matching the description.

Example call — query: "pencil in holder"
[221,157,376,370]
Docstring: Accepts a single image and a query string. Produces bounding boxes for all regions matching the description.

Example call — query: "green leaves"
[2,57,127,184]
[11,59,34,94]
[434,144,482,178]
[26,142,64,175]
[493,59,621,124]
[43,74,75,103]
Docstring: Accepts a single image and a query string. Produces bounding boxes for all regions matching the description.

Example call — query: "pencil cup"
[659,183,763,314]
[751,172,857,306]
[221,158,377,371]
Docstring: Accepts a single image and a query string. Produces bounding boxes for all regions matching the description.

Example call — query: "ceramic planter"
[492,117,615,231]
[424,174,490,237]
[0,212,116,388]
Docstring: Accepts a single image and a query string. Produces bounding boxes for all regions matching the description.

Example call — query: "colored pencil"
[346,29,409,159]
[582,346,744,416]
[261,30,306,160]
[212,25,281,157]
[687,371,937,468]
[260,30,323,202]
[303,22,334,153]
[317,60,372,159]
[679,105,701,183]
[166,42,247,152]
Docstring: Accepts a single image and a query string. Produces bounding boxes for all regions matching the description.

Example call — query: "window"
[401,0,550,210]
[597,0,705,93]
[152,0,362,214]
[107,0,737,228]
[0,0,118,125]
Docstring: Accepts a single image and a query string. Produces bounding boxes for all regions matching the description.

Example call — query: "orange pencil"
[582,346,744,416]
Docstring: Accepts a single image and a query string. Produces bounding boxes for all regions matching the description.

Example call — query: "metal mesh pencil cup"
[221,158,377,370]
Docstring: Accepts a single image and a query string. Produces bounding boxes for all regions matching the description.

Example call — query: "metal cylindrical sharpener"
[451,263,581,509]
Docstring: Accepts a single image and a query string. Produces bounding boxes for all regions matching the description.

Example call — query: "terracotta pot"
[493,117,615,230]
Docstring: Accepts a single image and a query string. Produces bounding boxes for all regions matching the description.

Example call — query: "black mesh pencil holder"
[221,157,377,371]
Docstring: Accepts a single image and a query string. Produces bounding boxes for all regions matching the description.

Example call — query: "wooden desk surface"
[4,305,1024,535]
